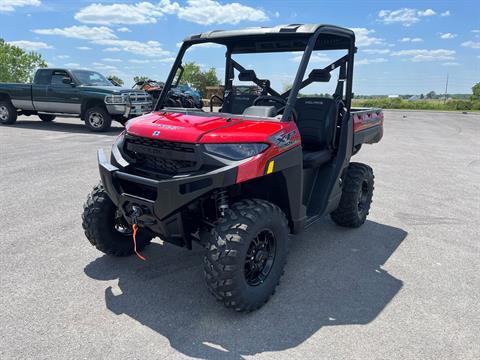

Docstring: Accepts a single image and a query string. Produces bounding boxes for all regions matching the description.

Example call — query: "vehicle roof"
[183,24,355,53]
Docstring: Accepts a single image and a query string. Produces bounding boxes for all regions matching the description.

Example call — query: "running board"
[37,112,80,118]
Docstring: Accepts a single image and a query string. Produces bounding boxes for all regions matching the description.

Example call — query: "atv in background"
[83,24,383,312]
[133,79,164,102]
[171,84,203,108]
[133,79,203,108]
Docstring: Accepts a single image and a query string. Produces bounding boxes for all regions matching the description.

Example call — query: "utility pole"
[443,73,449,104]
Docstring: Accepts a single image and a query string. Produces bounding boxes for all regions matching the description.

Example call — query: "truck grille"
[124,135,199,176]
[126,92,152,104]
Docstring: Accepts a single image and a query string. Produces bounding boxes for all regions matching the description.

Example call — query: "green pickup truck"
[0,68,153,131]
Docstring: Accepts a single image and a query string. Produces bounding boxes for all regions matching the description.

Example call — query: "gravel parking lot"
[1,111,479,359]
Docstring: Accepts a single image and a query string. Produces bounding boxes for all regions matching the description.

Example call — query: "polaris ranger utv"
[82,24,383,312]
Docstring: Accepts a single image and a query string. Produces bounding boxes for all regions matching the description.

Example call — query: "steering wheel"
[253,95,297,121]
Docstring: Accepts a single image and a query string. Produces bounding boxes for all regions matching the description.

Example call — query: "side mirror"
[62,77,75,86]
[238,70,257,82]
[308,69,331,82]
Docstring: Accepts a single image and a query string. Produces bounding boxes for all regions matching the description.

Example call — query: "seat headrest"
[242,106,277,118]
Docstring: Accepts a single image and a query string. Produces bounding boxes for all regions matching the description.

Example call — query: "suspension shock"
[215,188,229,217]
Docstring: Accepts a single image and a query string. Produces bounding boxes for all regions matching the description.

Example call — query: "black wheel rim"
[114,210,132,236]
[244,229,276,286]
[357,180,370,216]
[0,105,9,121]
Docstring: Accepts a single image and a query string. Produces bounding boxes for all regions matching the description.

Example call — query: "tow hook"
[131,205,143,225]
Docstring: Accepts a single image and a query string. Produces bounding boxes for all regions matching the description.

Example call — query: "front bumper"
[106,101,153,118]
[98,148,237,240]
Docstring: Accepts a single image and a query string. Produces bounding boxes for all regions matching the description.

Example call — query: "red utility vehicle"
[82,24,383,312]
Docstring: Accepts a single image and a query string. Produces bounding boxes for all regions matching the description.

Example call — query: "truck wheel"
[84,106,112,132]
[204,199,289,312]
[82,183,153,256]
[38,114,55,122]
[331,162,374,228]
[0,100,17,125]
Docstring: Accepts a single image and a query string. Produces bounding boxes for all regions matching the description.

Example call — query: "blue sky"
[1,0,479,94]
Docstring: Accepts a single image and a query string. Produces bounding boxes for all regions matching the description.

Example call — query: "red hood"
[125,111,287,144]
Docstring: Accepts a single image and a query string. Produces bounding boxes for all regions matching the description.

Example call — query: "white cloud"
[291,53,331,63]
[76,46,91,50]
[92,62,118,70]
[0,0,40,12]
[176,0,268,25]
[74,0,268,26]
[129,59,151,64]
[417,9,436,17]
[74,2,172,25]
[102,58,122,62]
[351,28,384,46]
[7,40,52,51]
[104,47,122,52]
[461,41,480,49]
[64,63,80,67]
[472,29,480,33]
[93,39,171,57]
[378,8,440,26]
[442,62,459,66]
[439,33,457,39]
[57,55,70,59]
[391,49,456,62]
[33,25,116,41]
[363,49,391,54]
[440,10,450,17]
[117,27,131,33]
[400,37,423,42]
[356,58,388,65]
[156,57,175,63]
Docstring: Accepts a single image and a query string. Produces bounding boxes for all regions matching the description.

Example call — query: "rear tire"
[38,114,55,122]
[82,183,153,256]
[0,100,17,125]
[84,106,112,132]
[204,199,289,312]
[331,162,374,228]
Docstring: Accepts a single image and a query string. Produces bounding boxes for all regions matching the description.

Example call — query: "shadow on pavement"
[85,219,407,359]
[9,119,124,135]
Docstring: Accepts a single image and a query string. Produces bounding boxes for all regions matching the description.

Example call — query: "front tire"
[38,114,55,122]
[204,199,289,312]
[82,183,152,256]
[331,162,374,228]
[0,100,17,125]
[84,106,112,132]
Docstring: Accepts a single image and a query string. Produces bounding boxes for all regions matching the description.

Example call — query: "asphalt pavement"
[0,111,479,359]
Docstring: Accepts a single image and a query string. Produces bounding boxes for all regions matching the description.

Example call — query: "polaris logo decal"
[152,130,161,136]
[153,124,182,130]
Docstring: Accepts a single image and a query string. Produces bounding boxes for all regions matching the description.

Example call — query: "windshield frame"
[155,27,355,120]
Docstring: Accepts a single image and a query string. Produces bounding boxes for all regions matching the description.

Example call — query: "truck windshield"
[71,70,112,86]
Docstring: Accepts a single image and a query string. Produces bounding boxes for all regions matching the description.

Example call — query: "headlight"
[105,94,128,104]
[204,143,268,160]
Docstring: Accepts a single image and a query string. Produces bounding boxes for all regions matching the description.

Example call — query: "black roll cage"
[155,24,356,121]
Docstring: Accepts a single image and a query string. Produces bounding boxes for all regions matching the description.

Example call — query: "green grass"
[352,98,480,112]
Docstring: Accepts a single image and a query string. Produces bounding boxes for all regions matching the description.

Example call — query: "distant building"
[408,95,420,101]
[388,94,400,98]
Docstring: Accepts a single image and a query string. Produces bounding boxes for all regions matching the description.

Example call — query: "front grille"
[124,135,199,176]
[126,92,152,104]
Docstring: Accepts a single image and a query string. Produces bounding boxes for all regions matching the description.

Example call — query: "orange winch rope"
[132,224,146,261]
